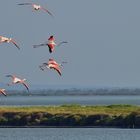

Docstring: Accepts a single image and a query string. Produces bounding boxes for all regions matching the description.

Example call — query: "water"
[0,95,139,140]
[0,95,140,106]
[0,128,139,140]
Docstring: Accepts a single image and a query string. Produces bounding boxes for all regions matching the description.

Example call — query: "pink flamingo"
[33,35,68,53]
[18,3,53,17]
[39,59,64,76]
[6,75,29,92]
[0,36,20,50]
[0,89,7,96]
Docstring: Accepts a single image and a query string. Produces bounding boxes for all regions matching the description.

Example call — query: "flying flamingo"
[33,35,68,53]
[0,36,20,50]
[18,3,53,17]
[0,89,7,96]
[39,59,65,76]
[6,75,29,92]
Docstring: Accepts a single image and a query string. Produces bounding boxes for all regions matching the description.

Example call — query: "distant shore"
[0,104,139,128]
[5,88,140,96]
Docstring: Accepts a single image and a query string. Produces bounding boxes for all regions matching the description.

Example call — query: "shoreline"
[0,104,139,128]
[0,126,128,128]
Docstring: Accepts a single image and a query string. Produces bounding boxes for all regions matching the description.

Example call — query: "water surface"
[0,128,140,140]
[0,95,140,106]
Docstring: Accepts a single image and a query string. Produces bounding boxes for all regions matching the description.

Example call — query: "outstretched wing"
[47,44,54,53]
[22,82,29,92]
[41,7,53,17]
[39,63,48,71]
[33,43,47,48]
[18,3,32,5]
[57,41,68,47]
[62,61,68,64]
[52,65,62,76]
[39,65,45,71]
[6,75,15,79]
[48,59,58,65]
[0,90,7,96]
[11,40,20,50]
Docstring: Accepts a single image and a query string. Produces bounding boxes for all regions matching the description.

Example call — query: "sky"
[0,0,140,88]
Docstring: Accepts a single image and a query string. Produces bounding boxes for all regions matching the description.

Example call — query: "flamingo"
[6,75,29,92]
[33,35,68,53]
[0,36,20,50]
[18,3,53,17]
[0,89,7,96]
[39,59,63,76]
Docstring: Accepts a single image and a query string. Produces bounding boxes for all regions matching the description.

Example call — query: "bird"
[18,3,53,17]
[33,35,68,53]
[0,89,7,96]
[6,75,29,92]
[0,36,20,50]
[39,59,63,76]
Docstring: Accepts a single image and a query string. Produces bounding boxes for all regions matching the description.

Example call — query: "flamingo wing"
[6,75,15,79]
[57,41,68,47]
[42,63,48,66]
[33,43,46,48]
[42,63,48,67]
[0,91,7,96]
[39,65,45,71]
[47,44,54,53]
[48,59,57,65]
[22,82,29,92]
[41,7,53,17]
[52,65,62,76]
[39,63,48,71]
[10,40,20,50]
[18,3,32,5]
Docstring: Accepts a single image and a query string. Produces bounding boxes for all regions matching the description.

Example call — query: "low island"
[0,104,139,128]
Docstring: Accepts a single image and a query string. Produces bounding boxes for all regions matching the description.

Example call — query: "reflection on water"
[0,95,140,106]
[0,128,140,140]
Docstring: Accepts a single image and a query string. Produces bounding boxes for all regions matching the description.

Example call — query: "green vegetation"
[0,104,140,128]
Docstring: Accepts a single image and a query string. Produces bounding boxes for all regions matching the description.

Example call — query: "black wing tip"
[17,4,25,5]
[17,3,31,5]
[49,13,54,18]
[48,46,53,53]
[33,45,37,48]
[39,66,44,71]
[6,75,11,77]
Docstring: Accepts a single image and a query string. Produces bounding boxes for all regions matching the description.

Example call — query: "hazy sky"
[0,0,140,88]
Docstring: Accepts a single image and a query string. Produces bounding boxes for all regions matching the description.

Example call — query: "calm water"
[0,128,139,140]
[0,95,140,106]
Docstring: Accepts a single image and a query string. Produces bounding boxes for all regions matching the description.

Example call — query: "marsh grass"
[0,104,139,116]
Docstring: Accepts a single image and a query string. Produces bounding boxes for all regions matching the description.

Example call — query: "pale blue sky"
[0,0,140,88]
